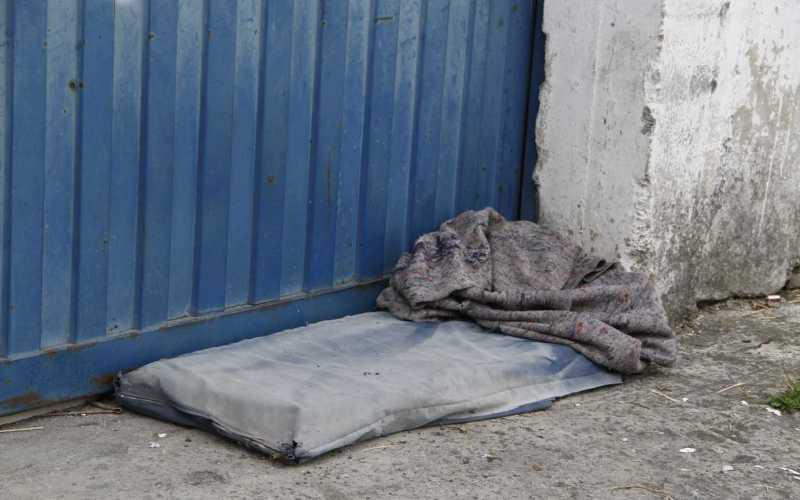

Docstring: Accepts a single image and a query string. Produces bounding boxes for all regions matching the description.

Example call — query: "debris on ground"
[49,409,121,417]
[746,295,784,318]
[90,400,123,412]
[0,426,44,434]
[650,389,682,403]
[717,382,745,393]
[678,447,696,453]
[779,467,800,480]
[610,484,674,500]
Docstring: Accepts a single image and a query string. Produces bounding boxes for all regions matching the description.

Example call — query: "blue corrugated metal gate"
[0,0,541,416]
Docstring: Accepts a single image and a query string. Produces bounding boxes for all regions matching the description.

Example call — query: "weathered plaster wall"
[536,1,662,260]
[537,0,800,319]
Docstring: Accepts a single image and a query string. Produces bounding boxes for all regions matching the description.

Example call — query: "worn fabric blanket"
[377,208,677,374]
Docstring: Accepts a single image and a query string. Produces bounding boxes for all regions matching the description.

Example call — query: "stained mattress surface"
[117,312,621,462]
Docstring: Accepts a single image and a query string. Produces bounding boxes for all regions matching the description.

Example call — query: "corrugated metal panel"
[0,0,535,415]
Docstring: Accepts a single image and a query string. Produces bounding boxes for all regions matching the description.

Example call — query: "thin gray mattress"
[117,312,621,462]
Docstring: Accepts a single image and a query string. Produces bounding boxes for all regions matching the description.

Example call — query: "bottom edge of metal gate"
[0,280,386,417]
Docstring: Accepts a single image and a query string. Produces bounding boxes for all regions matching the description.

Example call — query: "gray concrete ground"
[2,296,800,499]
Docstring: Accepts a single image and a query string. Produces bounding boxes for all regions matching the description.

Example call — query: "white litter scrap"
[157,433,167,438]
[679,447,696,453]
[767,295,782,303]
[148,442,161,448]
[767,407,782,416]
[722,465,734,472]
[740,401,749,406]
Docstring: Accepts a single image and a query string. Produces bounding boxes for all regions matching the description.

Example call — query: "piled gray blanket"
[378,208,676,374]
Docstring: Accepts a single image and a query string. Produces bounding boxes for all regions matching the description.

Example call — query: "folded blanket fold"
[377,208,677,374]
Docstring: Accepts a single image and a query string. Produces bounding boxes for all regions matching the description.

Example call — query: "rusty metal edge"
[0,397,94,428]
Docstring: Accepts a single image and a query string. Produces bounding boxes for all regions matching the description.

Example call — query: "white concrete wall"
[537,0,800,318]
